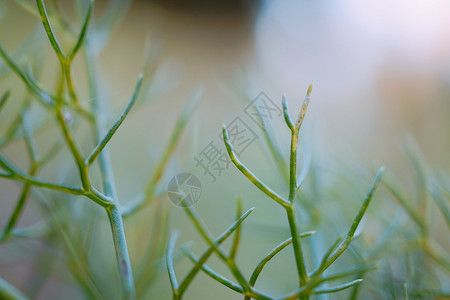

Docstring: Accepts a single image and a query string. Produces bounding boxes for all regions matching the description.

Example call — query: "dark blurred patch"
[142,0,261,15]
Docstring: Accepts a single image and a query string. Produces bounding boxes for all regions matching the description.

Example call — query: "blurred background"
[0,0,449,299]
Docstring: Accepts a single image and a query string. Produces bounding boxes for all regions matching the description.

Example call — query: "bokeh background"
[0,0,449,299]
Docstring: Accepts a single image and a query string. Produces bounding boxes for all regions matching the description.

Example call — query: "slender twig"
[0,277,28,300]
[106,205,135,299]
[182,249,244,293]
[382,175,426,231]
[83,41,136,299]
[0,155,84,195]
[429,184,450,230]
[245,231,316,300]
[122,88,201,217]
[86,73,143,167]
[68,0,94,61]
[181,249,274,300]
[35,0,64,60]
[282,88,313,291]
[0,43,54,106]
[282,95,294,130]
[174,207,254,298]
[0,90,10,112]
[166,232,180,297]
[223,126,289,208]
[0,164,37,243]
[311,279,363,294]
[312,166,384,277]
[182,203,252,293]
[230,197,243,260]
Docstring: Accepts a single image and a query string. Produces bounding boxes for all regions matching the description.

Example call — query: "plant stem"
[54,103,91,190]
[0,276,28,300]
[0,164,37,242]
[62,61,77,102]
[84,50,136,299]
[287,107,308,296]
[286,205,308,287]
[106,205,135,299]
[289,130,298,202]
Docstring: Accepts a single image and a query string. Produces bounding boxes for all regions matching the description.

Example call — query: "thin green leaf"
[0,154,84,195]
[294,84,312,131]
[316,166,384,274]
[136,201,170,296]
[0,25,46,78]
[38,141,63,166]
[182,248,274,300]
[36,0,64,60]
[0,91,10,112]
[0,276,28,300]
[87,73,143,166]
[382,173,426,231]
[312,279,363,294]
[408,288,450,298]
[68,0,94,61]
[246,230,316,300]
[20,111,39,163]
[311,235,344,277]
[31,190,104,300]
[321,263,378,282]
[259,106,289,182]
[229,197,243,260]
[429,184,450,230]
[422,239,450,272]
[122,88,201,217]
[403,138,428,210]
[182,249,244,293]
[178,207,254,296]
[11,219,49,240]
[223,126,289,208]
[0,43,54,106]
[0,164,37,243]
[166,231,180,294]
[282,95,294,131]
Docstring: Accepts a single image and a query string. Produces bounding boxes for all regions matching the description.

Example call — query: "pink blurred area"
[133,0,450,167]
[1,0,448,176]
[254,0,450,165]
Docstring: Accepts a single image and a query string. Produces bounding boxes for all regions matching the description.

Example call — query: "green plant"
[378,141,450,299]
[167,86,385,299]
[0,1,197,299]
[2,1,448,300]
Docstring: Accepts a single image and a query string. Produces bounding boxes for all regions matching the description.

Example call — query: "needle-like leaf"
[87,73,143,166]
[166,231,180,295]
[0,91,10,112]
[223,126,289,208]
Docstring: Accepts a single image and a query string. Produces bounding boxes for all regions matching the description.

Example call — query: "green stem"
[0,156,84,195]
[177,207,253,298]
[223,126,289,208]
[0,164,37,243]
[182,205,252,293]
[106,205,135,299]
[286,205,308,288]
[287,111,308,294]
[55,107,90,190]
[0,276,28,300]
[245,231,315,300]
[62,61,77,103]
[84,49,136,299]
